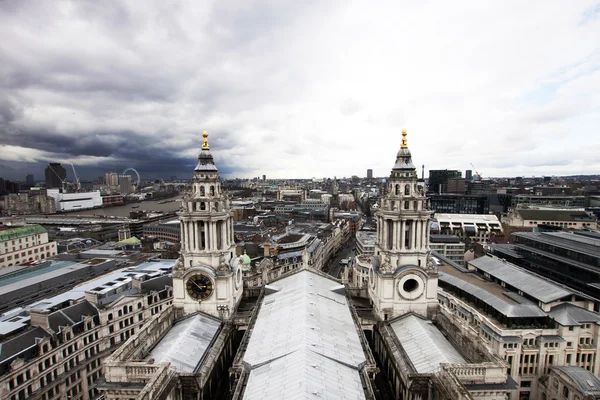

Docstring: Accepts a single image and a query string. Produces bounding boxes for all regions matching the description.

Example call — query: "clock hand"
[191,280,205,291]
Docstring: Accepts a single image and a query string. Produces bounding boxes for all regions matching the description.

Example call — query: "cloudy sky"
[1,1,599,182]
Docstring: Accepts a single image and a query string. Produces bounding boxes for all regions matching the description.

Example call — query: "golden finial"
[202,131,209,149]
[401,129,408,148]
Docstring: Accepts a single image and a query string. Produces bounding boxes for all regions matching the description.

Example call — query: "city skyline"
[1,1,599,181]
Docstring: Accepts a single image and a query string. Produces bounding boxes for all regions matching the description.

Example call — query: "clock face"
[186,274,214,301]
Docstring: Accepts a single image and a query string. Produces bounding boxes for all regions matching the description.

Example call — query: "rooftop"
[515,209,596,222]
[552,366,600,395]
[389,314,465,374]
[513,231,600,259]
[548,303,600,327]
[468,256,571,304]
[241,270,367,400]
[147,313,221,373]
[0,224,47,242]
[434,214,500,224]
[439,264,547,319]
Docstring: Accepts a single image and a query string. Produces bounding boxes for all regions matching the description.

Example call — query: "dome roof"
[194,131,218,172]
[392,129,416,170]
[241,253,251,265]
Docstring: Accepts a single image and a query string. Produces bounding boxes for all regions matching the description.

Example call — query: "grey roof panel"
[0,327,50,363]
[147,313,221,373]
[513,231,600,258]
[242,270,367,400]
[390,314,465,374]
[439,272,547,318]
[548,303,600,326]
[553,366,600,395]
[468,256,571,303]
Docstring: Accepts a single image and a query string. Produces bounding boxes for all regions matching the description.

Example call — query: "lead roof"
[241,270,367,400]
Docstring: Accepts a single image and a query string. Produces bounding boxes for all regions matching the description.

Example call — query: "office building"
[429,234,466,265]
[0,260,174,400]
[465,169,473,182]
[0,224,57,269]
[105,172,119,187]
[491,231,600,300]
[118,175,132,195]
[367,168,373,179]
[503,208,598,230]
[46,189,103,212]
[25,174,34,188]
[355,230,376,255]
[44,163,66,189]
[432,213,503,243]
[511,194,587,209]
[428,169,461,194]
[428,194,490,214]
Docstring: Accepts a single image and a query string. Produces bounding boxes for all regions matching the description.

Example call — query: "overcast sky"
[1,1,599,182]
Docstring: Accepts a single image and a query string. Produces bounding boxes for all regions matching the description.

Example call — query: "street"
[323,237,356,279]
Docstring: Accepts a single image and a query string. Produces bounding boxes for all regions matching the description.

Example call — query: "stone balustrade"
[137,364,176,400]
[443,362,507,385]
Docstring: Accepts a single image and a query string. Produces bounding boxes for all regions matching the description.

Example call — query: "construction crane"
[470,163,483,180]
[70,163,81,191]
[47,164,68,191]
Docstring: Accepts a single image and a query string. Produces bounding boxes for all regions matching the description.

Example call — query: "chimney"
[29,309,51,330]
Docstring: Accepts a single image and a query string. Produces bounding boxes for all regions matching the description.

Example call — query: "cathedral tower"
[368,130,438,320]
[172,131,242,319]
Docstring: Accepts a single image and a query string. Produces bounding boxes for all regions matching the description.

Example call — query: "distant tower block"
[367,169,373,179]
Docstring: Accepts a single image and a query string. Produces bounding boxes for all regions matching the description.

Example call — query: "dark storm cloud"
[0,98,24,124]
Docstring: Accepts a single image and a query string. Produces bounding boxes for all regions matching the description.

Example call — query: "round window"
[403,278,419,293]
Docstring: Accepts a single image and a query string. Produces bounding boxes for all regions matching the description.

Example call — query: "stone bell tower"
[172,131,243,319]
[367,130,438,320]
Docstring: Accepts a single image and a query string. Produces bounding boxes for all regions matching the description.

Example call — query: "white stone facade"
[0,225,57,268]
[172,133,242,319]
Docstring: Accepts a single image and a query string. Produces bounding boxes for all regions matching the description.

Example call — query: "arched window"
[404,184,410,195]
[108,313,113,321]
[404,201,409,210]
[200,186,205,196]
[395,184,400,195]
[214,202,219,211]
[200,202,206,210]
[210,185,215,196]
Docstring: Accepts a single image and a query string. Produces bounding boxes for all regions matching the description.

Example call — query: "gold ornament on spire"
[401,129,408,148]
[202,131,209,149]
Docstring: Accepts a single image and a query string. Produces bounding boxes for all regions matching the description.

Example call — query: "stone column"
[392,220,397,250]
[180,220,186,251]
[400,220,405,250]
[212,222,218,250]
[197,221,202,251]
[204,221,209,250]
